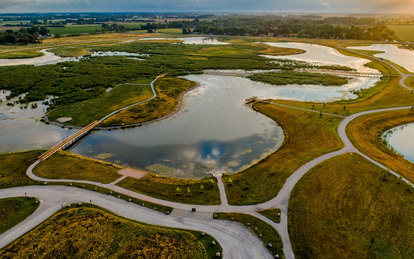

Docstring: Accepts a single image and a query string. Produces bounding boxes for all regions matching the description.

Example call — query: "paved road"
[0,186,272,259]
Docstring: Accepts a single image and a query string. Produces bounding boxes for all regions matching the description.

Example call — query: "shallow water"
[0,50,79,66]
[262,42,378,73]
[348,44,414,73]
[90,51,149,57]
[0,91,76,152]
[383,123,414,163]
[140,37,230,45]
[0,50,148,67]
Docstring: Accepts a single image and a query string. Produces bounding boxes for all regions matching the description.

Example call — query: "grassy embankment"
[0,150,43,188]
[101,77,196,126]
[49,46,91,57]
[223,102,343,205]
[248,71,349,86]
[347,109,414,183]
[48,81,153,126]
[289,153,414,258]
[387,24,414,42]
[117,174,220,205]
[32,150,220,205]
[215,213,283,257]
[406,76,414,90]
[0,197,39,234]
[0,151,172,213]
[0,49,43,59]
[34,151,122,184]
[258,208,281,223]
[1,205,222,258]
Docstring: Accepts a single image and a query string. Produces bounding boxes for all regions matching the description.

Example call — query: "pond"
[71,75,284,178]
[383,123,414,163]
[348,44,414,73]
[70,69,379,178]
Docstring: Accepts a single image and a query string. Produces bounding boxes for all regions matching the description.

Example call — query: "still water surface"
[348,44,414,73]
[383,123,414,163]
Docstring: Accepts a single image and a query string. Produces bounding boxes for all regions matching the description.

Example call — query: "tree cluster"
[0,26,49,45]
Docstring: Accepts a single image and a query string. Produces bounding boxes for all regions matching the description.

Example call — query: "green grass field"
[248,71,349,86]
[223,102,343,205]
[289,153,414,258]
[157,28,183,34]
[0,205,222,258]
[0,197,39,234]
[117,173,220,205]
[215,212,283,257]
[48,83,153,127]
[102,77,197,127]
[347,109,414,183]
[48,25,102,35]
[0,49,43,59]
[34,151,122,184]
[0,150,43,189]
[388,25,414,42]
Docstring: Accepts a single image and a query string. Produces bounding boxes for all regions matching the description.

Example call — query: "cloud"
[0,0,30,9]
[0,0,413,13]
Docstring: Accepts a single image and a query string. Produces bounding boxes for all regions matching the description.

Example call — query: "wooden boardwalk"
[204,70,391,78]
[38,120,100,161]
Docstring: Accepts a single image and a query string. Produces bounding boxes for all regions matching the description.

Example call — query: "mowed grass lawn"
[34,151,122,184]
[289,153,414,258]
[223,102,343,205]
[0,197,39,234]
[0,205,222,258]
[388,24,414,42]
[102,77,197,126]
[0,150,43,188]
[48,83,153,127]
[347,109,414,183]
[117,174,220,205]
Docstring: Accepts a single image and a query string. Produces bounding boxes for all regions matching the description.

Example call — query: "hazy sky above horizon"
[0,0,413,13]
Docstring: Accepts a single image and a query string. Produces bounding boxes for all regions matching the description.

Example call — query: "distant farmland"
[388,24,414,42]
[48,25,102,35]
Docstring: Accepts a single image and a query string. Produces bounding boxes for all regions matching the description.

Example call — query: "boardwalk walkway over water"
[204,69,393,78]
[38,120,100,161]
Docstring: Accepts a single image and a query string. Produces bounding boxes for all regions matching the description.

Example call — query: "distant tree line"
[0,26,49,44]
[190,16,396,41]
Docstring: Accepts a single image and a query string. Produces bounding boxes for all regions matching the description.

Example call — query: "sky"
[0,0,413,13]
